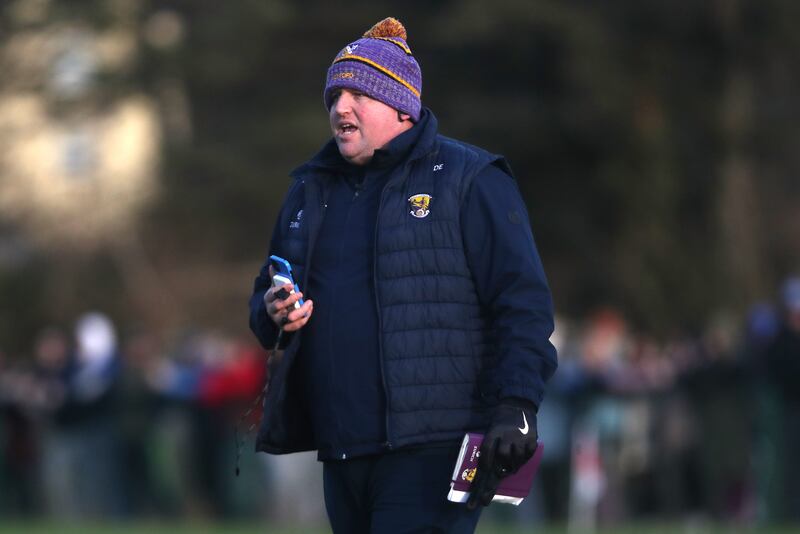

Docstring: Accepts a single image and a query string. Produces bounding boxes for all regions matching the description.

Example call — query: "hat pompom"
[363,17,407,40]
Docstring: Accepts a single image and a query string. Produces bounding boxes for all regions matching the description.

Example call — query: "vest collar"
[290,108,439,179]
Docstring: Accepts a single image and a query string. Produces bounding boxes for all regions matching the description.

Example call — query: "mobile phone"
[269,255,304,310]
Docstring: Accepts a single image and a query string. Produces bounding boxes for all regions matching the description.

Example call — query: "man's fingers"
[467,448,493,510]
[467,468,500,509]
[283,314,311,332]
[466,469,487,510]
[524,440,537,460]
[283,300,313,332]
[281,290,304,309]
[268,287,302,312]
[510,442,530,473]
[478,435,499,472]
[479,472,501,506]
[467,436,500,510]
[496,438,512,467]
[267,283,295,303]
[286,299,312,322]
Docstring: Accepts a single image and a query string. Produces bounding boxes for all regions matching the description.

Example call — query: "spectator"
[764,277,800,521]
[38,312,124,519]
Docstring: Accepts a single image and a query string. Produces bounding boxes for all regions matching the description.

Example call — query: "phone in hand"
[269,255,304,310]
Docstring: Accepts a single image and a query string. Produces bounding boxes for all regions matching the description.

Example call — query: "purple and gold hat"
[324,18,422,121]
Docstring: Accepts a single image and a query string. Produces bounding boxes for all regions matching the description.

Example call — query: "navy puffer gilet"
[255,117,509,453]
[376,136,500,447]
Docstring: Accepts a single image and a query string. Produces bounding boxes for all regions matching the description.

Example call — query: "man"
[249,17,557,533]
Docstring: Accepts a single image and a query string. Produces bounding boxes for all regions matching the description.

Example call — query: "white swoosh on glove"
[518,411,529,435]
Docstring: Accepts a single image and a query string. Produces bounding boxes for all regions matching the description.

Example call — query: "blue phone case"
[269,255,304,307]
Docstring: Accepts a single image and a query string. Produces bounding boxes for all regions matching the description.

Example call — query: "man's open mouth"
[339,123,358,135]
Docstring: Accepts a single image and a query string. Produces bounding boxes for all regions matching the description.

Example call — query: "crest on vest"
[408,193,432,218]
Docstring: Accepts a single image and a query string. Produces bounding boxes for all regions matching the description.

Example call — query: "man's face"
[329,88,412,165]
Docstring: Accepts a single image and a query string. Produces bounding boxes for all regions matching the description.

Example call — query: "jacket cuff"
[500,396,539,414]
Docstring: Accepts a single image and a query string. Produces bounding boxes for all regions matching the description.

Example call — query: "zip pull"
[353,179,364,200]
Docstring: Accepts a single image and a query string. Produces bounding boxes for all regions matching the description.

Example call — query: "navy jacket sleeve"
[461,163,558,408]
[249,181,302,350]
[249,228,282,350]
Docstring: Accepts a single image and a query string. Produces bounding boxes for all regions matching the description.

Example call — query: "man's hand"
[466,400,538,509]
[264,266,313,332]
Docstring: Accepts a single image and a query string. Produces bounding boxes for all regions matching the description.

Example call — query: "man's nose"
[333,92,354,114]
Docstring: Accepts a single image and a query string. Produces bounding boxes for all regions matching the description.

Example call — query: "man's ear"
[397,111,411,122]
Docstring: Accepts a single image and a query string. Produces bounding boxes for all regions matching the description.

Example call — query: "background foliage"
[1,0,798,353]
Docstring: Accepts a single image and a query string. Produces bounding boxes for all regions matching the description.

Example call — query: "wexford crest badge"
[408,193,432,218]
[462,468,477,482]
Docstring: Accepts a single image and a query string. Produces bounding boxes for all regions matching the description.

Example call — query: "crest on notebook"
[408,193,432,218]
[462,467,477,482]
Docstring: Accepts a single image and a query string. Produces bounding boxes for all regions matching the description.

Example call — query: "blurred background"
[1,0,799,531]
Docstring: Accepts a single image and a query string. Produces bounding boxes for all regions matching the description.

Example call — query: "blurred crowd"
[0,312,279,521]
[527,276,800,529]
[1,277,800,527]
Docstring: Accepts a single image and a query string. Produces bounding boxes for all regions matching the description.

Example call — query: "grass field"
[0,522,796,534]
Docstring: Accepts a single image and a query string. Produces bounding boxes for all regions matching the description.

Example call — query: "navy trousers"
[322,446,483,534]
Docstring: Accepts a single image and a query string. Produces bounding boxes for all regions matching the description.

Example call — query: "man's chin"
[338,148,371,166]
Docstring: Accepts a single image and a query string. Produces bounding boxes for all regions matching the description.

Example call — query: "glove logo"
[518,411,529,435]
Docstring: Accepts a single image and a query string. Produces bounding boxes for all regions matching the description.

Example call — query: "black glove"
[466,399,538,509]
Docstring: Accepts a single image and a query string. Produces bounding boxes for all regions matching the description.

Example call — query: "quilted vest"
[256,132,509,453]
[375,136,502,447]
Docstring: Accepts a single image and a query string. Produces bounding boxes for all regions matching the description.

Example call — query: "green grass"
[0,522,797,534]
[0,524,319,534]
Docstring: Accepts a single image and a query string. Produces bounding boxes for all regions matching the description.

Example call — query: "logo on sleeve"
[408,193,432,218]
[289,209,303,230]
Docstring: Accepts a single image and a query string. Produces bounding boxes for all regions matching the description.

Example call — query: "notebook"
[447,432,544,505]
